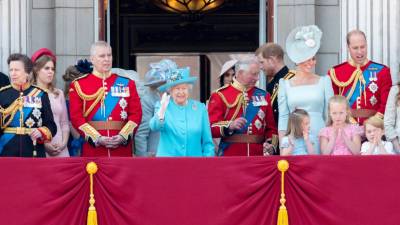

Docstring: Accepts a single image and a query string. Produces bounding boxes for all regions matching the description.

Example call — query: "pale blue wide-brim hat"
[158,67,197,92]
[286,25,322,64]
[144,59,178,87]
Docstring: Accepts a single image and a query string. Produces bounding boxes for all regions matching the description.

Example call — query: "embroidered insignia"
[120,111,128,120]
[370,95,378,106]
[368,82,378,94]
[254,119,262,130]
[192,103,197,111]
[119,98,128,109]
[257,109,265,120]
[25,117,35,128]
[37,118,43,127]
[32,108,41,120]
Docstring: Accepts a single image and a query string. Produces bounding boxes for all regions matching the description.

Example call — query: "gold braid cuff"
[212,121,231,136]
[73,81,106,117]
[38,126,52,141]
[271,134,279,149]
[79,123,101,142]
[119,121,138,141]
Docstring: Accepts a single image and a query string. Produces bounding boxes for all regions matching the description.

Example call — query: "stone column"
[0,0,29,73]
[54,0,94,88]
[341,0,400,83]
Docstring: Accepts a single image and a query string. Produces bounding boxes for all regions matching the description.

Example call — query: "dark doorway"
[110,0,267,102]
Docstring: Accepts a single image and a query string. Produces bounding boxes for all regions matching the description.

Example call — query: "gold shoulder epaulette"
[284,70,296,80]
[0,85,11,92]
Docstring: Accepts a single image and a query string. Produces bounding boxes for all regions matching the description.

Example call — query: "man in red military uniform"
[328,30,392,124]
[69,41,142,157]
[208,57,278,156]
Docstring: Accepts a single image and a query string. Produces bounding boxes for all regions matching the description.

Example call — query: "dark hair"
[219,68,235,87]
[33,55,59,96]
[255,43,284,60]
[7,53,33,74]
[62,59,91,97]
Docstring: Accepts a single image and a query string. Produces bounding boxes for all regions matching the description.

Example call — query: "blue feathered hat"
[144,59,178,87]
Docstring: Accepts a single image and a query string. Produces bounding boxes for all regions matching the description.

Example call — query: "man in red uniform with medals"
[208,57,278,156]
[328,30,392,124]
[69,41,142,157]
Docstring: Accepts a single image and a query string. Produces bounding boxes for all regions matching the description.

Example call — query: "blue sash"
[92,76,129,121]
[218,88,265,156]
[346,63,384,107]
[0,90,44,154]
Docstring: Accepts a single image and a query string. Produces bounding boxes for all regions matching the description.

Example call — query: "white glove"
[158,93,170,120]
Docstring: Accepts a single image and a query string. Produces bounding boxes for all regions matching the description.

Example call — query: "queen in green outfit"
[149,67,215,157]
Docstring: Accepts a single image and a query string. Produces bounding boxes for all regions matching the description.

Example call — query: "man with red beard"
[328,30,392,124]
[69,41,142,157]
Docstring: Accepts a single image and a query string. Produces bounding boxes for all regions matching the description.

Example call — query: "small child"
[280,109,317,155]
[361,116,395,155]
[319,95,362,155]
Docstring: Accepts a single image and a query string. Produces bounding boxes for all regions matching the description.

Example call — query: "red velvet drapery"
[0,156,398,225]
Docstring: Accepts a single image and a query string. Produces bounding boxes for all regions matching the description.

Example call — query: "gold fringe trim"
[86,162,98,225]
[277,160,289,225]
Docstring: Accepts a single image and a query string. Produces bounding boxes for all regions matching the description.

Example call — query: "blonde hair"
[326,95,351,126]
[363,116,384,130]
[286,108,309,139]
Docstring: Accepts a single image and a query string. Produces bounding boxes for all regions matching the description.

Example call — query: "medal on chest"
[252,95,268,107]
[119,98,128,120]
[111,83,130,97]
[368,71,378,106]
[23,96,42,108]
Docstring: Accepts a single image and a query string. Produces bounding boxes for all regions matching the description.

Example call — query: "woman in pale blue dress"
[278,25,334,154]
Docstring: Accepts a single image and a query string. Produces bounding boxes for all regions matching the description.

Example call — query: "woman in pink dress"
[32,48,70,157]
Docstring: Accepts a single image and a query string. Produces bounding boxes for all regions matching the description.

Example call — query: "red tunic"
[69,71,142,157]
[328,60,392,124]
[208,80,277,156]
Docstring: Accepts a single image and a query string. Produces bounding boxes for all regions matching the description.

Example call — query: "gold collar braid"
[0,97,23,129]
[330,66,366,104]
[73,82,106,117]
[0,88,40,129]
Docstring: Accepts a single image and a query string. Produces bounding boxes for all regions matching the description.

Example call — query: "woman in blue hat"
[278,25,334,154]
[149,67,215,157]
